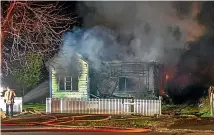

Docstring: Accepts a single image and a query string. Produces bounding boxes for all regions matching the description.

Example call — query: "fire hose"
[1,110,152,133]
[1,128,151,133]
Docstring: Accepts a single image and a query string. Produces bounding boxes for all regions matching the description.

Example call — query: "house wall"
[107,62,161,99]
[113,66,155,99]
[51,57,89,99]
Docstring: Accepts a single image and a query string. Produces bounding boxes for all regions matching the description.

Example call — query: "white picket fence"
[0,97,23,112]
[210,91,214,116]
[212,94,214,116]
[46,98,161,116]
[209,86,214,116]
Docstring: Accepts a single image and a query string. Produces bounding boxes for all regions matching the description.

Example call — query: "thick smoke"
[47,34,82,77]
[168,34,214,103]
[47,27,117,73]
[50,1,205,77]
[76,1,204,67]
[46,1,214,102]
[51,2,205,87]
[167,2,214,102]
[75,1,211,101]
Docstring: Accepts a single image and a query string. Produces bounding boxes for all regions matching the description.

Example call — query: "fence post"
[20,97,23,112]
[212,93,214,117]
[159,96,162,115]
[46,98,52,113]
[210,92,213,117]
[60,98,63,113]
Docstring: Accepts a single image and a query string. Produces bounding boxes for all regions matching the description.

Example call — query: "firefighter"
[4,87,16,117]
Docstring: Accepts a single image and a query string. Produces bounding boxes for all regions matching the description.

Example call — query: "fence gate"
[122,99,134,115]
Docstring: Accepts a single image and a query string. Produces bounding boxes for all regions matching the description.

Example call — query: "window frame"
[58,76,72,92]
[119,77,126,91]
[58,76,79,92]
[118,77,141,92]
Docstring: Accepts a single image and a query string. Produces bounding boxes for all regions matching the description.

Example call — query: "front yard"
[14,99,213,132]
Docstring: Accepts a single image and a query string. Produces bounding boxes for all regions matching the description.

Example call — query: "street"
[0,132,177,135]
[2,132,214,135]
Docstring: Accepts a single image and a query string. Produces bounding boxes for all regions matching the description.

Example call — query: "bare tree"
[1,1,76,75]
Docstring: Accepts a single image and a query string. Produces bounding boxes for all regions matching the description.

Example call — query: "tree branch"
[1,1,76,76]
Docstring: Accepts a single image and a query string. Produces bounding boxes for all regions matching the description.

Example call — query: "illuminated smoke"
[77,1,205,66]
[172,2,205,43]
[47,2,207,84]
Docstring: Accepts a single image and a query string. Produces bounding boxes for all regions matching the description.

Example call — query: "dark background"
[2,1,214,103]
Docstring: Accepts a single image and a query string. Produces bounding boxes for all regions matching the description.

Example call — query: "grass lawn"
[23,104,46,111]
[63,118,157,128]
[2,110,214,131]
[162,96,212,117]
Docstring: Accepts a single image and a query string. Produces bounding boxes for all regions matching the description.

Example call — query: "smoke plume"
[76,1,205,66]
[47,35,82,78]
[50,1,205,79]
[167,2,214,102]
[45,1,214,102]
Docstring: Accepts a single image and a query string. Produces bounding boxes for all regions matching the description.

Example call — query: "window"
[72,77,78,91]
[59,78,66,91]
[119,77,135,91]
[59,76,78,92]
[119,77,126,91]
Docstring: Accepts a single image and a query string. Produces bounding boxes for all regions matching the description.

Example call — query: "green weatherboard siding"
[51,56,89,99]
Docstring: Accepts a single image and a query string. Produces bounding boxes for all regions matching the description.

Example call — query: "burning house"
[49,54,164,99]
[47,26,173,100]
[93,61,164,99]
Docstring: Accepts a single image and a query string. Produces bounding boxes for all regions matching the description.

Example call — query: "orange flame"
[160,89,165,96]
[166,74,169,80]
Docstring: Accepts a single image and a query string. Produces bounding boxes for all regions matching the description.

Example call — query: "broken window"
[119,77,126,91]
[119,77,135,91]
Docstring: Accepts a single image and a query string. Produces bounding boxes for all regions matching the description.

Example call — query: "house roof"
[47,52,89,70]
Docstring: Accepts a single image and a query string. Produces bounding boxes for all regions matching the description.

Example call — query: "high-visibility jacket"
[4,90,16,104]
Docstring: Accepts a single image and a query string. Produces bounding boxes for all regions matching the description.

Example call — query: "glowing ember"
[166,74,169,80]
[160,89,165,95]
